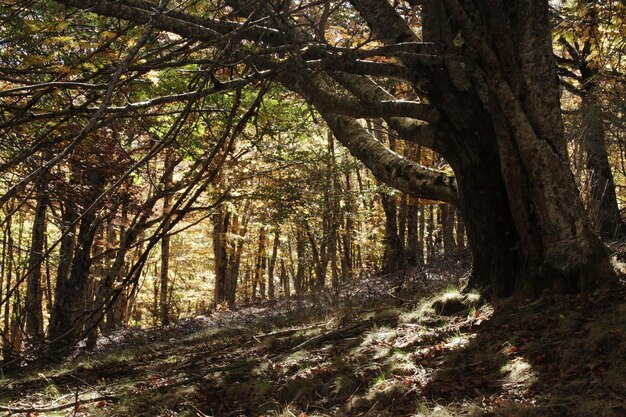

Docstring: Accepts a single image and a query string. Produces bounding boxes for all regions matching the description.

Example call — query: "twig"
[253,323,324,339]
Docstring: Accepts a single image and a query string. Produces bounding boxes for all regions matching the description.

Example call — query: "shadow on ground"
[1,279,625,417]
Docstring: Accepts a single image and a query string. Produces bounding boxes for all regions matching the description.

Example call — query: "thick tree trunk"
[580,85,625,240]
[419,0,614,297]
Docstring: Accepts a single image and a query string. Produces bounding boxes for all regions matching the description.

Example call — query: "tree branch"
[323,113,458,205]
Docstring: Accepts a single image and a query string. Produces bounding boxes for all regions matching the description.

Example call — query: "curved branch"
[330,73,449,154]
[323,113,458,206]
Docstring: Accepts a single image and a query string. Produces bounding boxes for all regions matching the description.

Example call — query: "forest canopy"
[0,0,625,360]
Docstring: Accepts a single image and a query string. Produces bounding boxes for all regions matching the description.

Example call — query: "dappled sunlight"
[2,285,624,416]
[500,356,538,399]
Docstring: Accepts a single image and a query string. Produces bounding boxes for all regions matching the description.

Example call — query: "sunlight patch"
[501,357,537,386]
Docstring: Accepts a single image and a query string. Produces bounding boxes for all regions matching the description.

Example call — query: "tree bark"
[580,81,625,240]
[254,226,267,301]
[267,228,279,299]
[49,169,106,352]
[295,227,306,295]
[406,196,420,267]
[342,171,354,283]
[25,185,47,345]
[159,150,174,325]
[441,204,455,258]
[213,207,230,306]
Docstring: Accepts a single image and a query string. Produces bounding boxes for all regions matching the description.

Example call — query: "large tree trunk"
[580,82,625,240]
[420,0,614,296]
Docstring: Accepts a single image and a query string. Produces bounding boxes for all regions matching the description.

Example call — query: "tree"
[555,0,626,240]
[24,174,47,346]
[159,149,174,325]
[8,0,619,307]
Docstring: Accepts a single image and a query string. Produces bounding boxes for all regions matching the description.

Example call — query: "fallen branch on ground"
[0,395,115,413]
[270,320,372,361]
[254,322,325,339]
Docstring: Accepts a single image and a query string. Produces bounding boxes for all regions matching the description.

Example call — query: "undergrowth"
[1,277,625,417]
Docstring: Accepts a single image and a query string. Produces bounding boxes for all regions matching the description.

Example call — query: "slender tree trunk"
[342,171,354,282]
[254,226,267,301]
[49,170,105,352]
[25,187,47,345]
[0,215,7,354]
[295,227,306,295]
[227,208,250,306]
[417,203,425,265]
[160,150,174,325]
[243,263,251,304]
[213,207,230,306]
[441,204,455,258]
[454,207,465,253]
[399,194,408,254]
[306,227,326,289]
[406,196,419,267]
[267,228,279,300]
[280,259,289,297]
[426,205,435,265]
[2,213,14,361]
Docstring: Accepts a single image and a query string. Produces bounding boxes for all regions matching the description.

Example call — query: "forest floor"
[1,265,625,417]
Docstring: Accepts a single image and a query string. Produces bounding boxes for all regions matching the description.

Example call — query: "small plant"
[370,371,387,388]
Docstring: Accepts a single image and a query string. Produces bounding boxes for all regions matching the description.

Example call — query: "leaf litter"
[0,270,625,417]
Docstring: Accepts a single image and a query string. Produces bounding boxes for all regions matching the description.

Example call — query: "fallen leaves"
[506,345,519,356]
